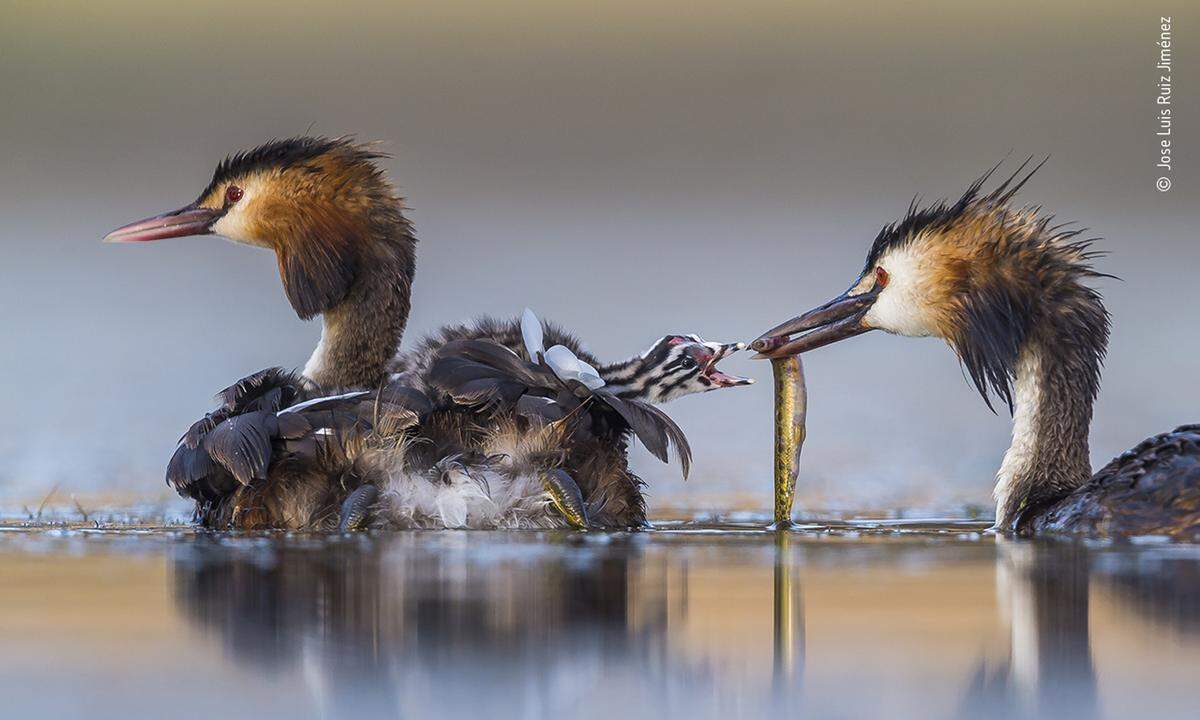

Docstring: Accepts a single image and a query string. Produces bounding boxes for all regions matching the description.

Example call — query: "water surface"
[2,517,1197,719]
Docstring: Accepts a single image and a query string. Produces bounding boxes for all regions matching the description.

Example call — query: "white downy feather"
[544,345,606,390]
[521,307,544,361]
[523,307,605,389]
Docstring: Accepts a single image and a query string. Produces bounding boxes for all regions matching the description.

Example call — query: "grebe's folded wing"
[167,368,431,504]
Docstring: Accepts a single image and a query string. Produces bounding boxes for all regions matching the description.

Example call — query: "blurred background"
[0,0,1194,513]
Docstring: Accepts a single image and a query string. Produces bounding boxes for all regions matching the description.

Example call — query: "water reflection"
[966,543,1097,719]
[772,533,804,698]
[968,540,1200,720]
[1093,546,1200,637]
[162,529,1200,719]
[172,535,708,717]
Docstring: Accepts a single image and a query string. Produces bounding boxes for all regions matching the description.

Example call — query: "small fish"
[338,484,379,531]
[771,356,806,527]
[542,469,589,529]
[751,335,788,354]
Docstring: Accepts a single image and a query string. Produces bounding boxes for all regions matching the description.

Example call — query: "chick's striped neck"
[598,356,668,401]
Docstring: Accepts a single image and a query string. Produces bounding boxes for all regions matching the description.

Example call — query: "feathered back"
[426,339,692,477]
[397,316,600,379]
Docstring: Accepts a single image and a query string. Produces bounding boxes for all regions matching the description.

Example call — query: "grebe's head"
[618,335,753,403]
[753,159,1110,410]
[105,136,411,319]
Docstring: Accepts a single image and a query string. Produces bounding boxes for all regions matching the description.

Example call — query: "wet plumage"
[113,136,750,531]
[1027,425,1200,539]
[165,314,743,530]
[753,161,1198,539]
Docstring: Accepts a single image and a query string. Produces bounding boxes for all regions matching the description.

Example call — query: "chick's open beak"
[702,342,755,387]
[750,284,882,359]
[103,204,221,243]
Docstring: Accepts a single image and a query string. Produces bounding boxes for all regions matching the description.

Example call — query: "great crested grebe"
[107,136,750,530]
[105,136,415,392]
[752,161,1199,539]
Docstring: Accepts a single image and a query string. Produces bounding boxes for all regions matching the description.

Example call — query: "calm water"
[1,517,1197,720]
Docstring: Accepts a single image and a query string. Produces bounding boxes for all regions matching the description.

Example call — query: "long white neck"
[993,347,1050,526]
[993,338,1094,530]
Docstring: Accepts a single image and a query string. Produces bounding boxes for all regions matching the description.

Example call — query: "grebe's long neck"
[303,221,416,391]
[994,307,1106,530]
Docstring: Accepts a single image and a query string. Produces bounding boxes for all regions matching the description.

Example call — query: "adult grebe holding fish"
[751,161,1199,539]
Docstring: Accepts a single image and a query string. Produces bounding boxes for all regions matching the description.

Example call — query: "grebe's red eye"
[225,185,243,203]
[875,266,889,288]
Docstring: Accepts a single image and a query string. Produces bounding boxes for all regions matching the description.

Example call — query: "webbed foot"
[338,484,379,532]
[542,469,590,530]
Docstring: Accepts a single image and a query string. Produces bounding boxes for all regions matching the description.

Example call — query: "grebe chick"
[752,161,1199,539]
[372,309,753,529]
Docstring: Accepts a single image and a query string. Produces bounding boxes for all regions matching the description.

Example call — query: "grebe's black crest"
[198,135,389,204]
[863,157,1050,274]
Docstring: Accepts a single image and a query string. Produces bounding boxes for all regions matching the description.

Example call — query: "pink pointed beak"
[103,204,221,243]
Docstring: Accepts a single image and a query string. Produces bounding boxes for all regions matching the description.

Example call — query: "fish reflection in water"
[166,531,1200,720]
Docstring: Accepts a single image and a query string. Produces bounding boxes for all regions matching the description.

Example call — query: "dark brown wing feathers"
[1028,424,1200,538]
[597,395,692,479]
[166,366,431,521]
[427,338,692,477]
